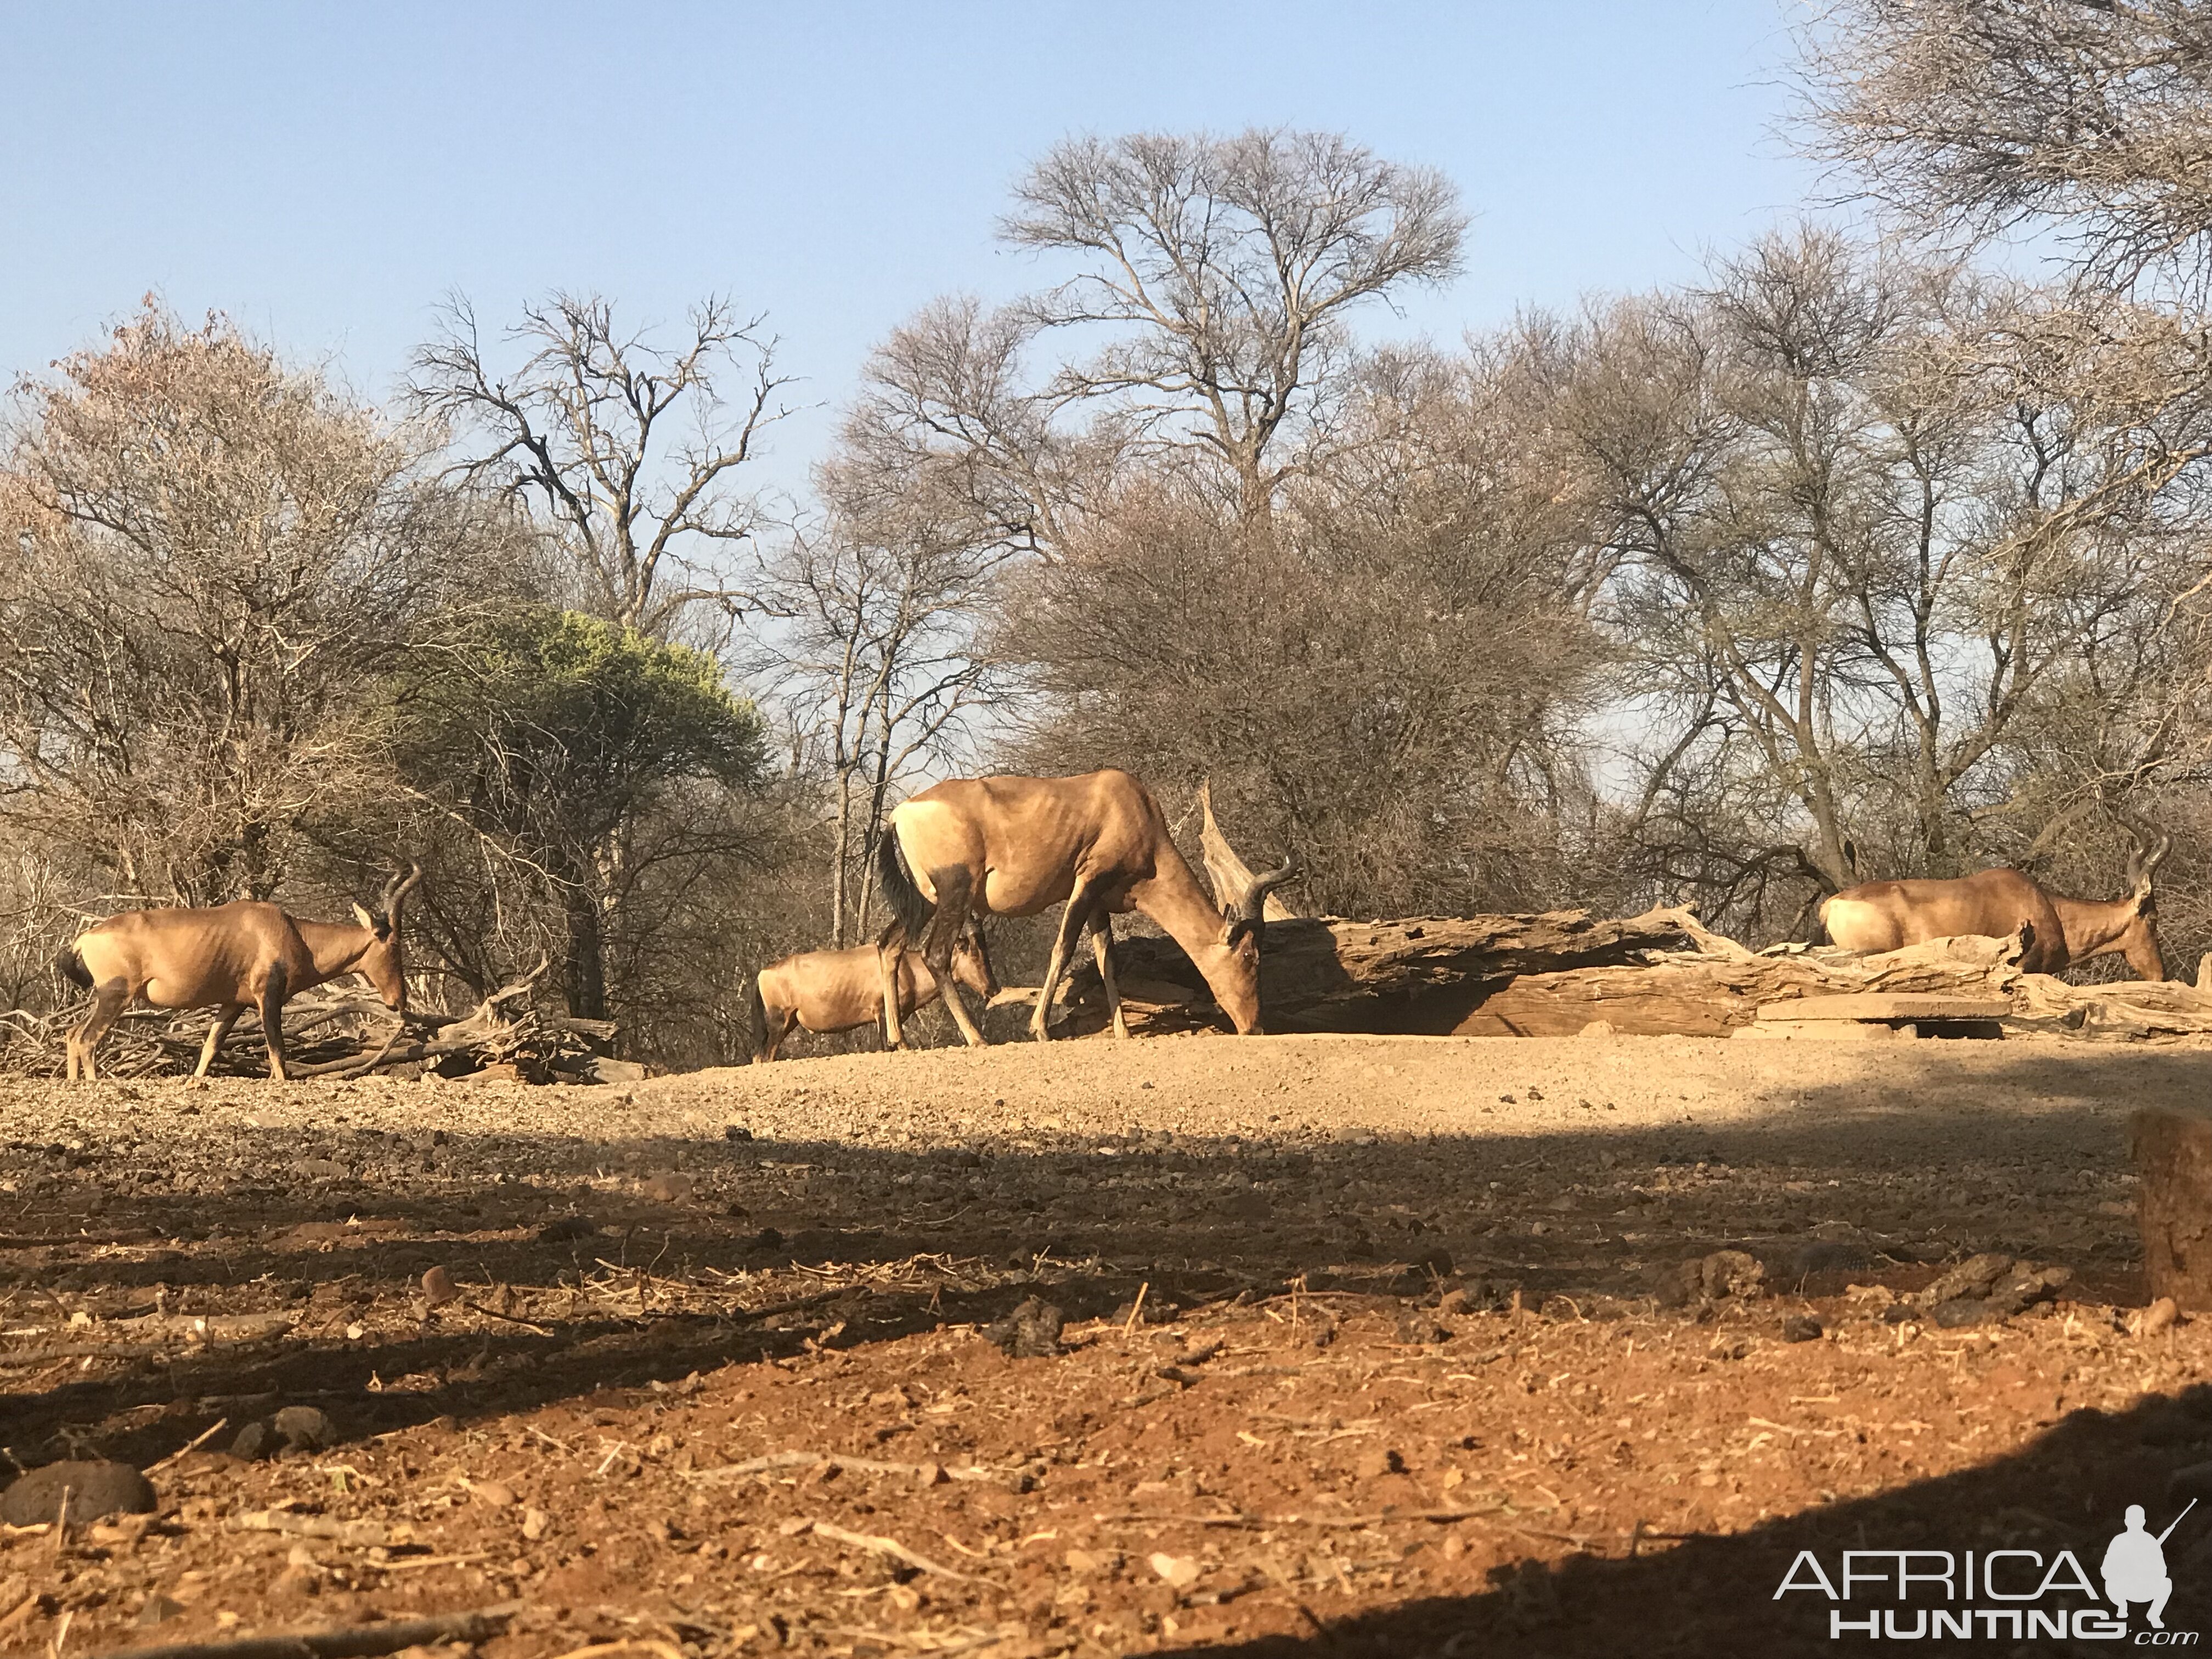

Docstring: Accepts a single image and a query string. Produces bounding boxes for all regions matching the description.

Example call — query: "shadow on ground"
[1156,1382,2212,1655]
[0,1048,2174,1482]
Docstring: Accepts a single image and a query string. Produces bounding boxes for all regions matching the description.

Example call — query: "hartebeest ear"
[351,902,377,930]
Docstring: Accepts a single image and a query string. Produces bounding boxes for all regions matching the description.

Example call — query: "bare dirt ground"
[5,1031,2212,1656]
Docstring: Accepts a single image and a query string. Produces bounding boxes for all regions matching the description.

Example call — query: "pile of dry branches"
[0,963,626,1082]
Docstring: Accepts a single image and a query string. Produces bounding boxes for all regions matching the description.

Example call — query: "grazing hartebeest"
[749,926,998,1063]
[1818,829,2172,980]
[874,770,1299,1047]
[60,866,422,1081]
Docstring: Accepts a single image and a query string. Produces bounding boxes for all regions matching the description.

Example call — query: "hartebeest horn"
[1226,852,1302,948]
[2124,823,2173,891]
[380,863,423,931]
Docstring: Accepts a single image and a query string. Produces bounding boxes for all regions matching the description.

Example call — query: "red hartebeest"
[60,866,423,1081]
[749,926,998,1063]
[874,770,1298,1046]
[1818,829,2172,980]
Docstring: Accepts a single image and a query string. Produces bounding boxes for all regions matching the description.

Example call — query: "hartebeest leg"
[195,1005,245,1078]
[69,978,131,1082]
[1032,884,1103,1042]
[923,869,988,1048]
[879,929,910,1050]
[258,961,290,1082]
[1090,915,1128,1040]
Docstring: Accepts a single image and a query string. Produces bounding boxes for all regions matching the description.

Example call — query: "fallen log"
[1461,932,2033,1037]
[1091,906,1707,1035]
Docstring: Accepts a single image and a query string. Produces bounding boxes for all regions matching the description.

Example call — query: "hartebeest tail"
[877,829,934,953]
[63,864,422,1081]
[1818,825,2171,981]
[876,770,1299,1048]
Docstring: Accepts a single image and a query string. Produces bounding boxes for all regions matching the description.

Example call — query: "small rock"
[272,1406,335,1452]
[1662,1249,1766,1307]
[1780,1314,1824,1343]
[1918,1252,2013,1307]
[1989,1262,2073,1314]
[1395,1309,1449,1345]
[1066,1547,1110,1574]
[2142,1296,2181,1338]
[1149,1551,1201,1589]
[230,1420,271,1460]
[295,1158,348,1181]
[1764,1240,1872,1288]
[1698,1250,1765,1301]
[1707,1336,1750,1361]
[0,1460,157,1526]
[983,1296,1064,1358]
[537,1215,595,1244]
[641,1173,697,1205]
[467,1479,517,1509]
[269,1562,319,1596]
[522,1506,550,1541]
[421,1266,460,1308]
[1578,1019,1615,1037]
[1355,1448,1409,1480]
[1931,1297,1998,1329]
[136,1594,187,1627]
[724,1125,753,1142]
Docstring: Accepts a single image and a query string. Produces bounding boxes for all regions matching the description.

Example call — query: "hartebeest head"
[2111,820,2174,980]
[953,919,1001,1002]
[346,864,423,1012]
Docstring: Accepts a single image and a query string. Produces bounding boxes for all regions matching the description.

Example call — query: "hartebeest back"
[1818,830,2171,980]
[748,926,997,1063]
[874,770,1298,1046]
[60,865,423,1081]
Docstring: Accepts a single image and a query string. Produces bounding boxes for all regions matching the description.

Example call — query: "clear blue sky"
[2,1,1814,500]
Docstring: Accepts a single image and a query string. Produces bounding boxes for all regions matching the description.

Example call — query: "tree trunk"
[562,882,608,1023]
[2133,1110,2212,1312]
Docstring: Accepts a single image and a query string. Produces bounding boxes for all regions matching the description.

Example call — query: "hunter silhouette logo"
[2106,1500,2193,1631]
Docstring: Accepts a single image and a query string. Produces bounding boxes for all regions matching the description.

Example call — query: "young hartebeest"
[60,866,423,1081]
[1818,830,2172,980]
[748,926,998,1063]
[874,770,1299,1047]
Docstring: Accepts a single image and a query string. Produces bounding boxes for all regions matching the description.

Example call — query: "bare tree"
[1804,1,2212,298]
[0,302,492,905]
[1004,128,1467,531]
[409,292,792,636]
[756,507,1005,945]
[996,343,1611,918]
[1552,231,2212,930]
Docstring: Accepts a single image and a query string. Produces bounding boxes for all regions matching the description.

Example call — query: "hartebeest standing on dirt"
[1818,829,2172,980]
[60,866,423,1081]
[874,769,1299,1046]
[749,926,998,1063]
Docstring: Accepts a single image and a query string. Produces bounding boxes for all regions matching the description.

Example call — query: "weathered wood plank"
[1752,994,2013,1023]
